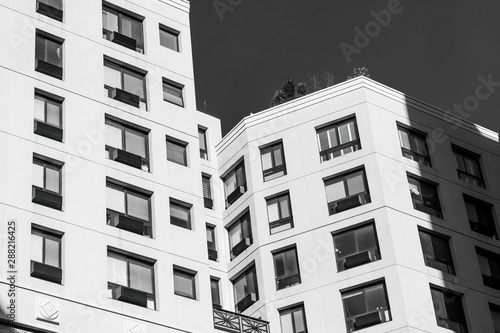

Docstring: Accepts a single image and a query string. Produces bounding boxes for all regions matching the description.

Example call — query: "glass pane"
[229,224,243,247]
[44,237,60,267]
[32,162,44,188]
[34,96,45,122]
[365,284,387,312]
[46,100,61,127]
[45,39,62,66]
[211,280,220,305]
[202,177,211,198]
[30,231,43,263]
[280,312,293,333]
[413,135,428,156]
[317,129,330,151]
[174,271,194,297]
[464,156,480,176]
[492,309,500,332]
[356,225,376,252]
[465,202,479,223]
[45,167,60,193]
[338,123,352,144]
[121,16,133,37]
[233,275,248,303]
[267,199,280,222]
[454,152,465,171]
[104,64,121,88]
[46,0,62,10]
[261,150,273,170]
[127,193,149,221]
[477,254,492,276]
[160,29,178,51]
[431,289,447,318]
[398,128,410,150]
[105,123,123,149]
[432,237,451,263]
[125,130,146,158]
[325,179,346,202]
[334,232,357,258]
[346,172,365,195]
[106,186,125,213]
[293,309,306,332]
[167,141,186,165]
[198,129,207,150]
[129,19,142,43]
[35,36,45,60]
[163,83,183,106]
[284,250,298,275]
[419,232,434,257]
[170,203,189,221]
[224,172,237,195]
[343,291,366,317]
[102,10,119,32]
[107,253,127,286]
[279,196,290,219]
[123,71,144,98]
[274,253,285,277]
[206,227,214,243]
[273,146,283,166]
[327,128,338,148]
[129,262,153,293]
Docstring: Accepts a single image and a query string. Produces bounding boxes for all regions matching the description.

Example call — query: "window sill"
[115,285,149,308]
[32,187,62,210]
[34,119,63,142]
[35,59,63,80]
[36,2,63,22]
[30,260,62,284]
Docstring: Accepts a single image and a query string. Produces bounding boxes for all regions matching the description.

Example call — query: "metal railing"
[213,308,269,333]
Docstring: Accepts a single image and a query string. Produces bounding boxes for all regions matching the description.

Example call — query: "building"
[0,1,499,333]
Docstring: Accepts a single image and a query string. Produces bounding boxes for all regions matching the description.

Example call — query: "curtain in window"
[44,236,60,267]
[167,141,186,165]
[127,193,149,221]
[129,261,153,293]
[45,167,60,193]
[125,129,146,158]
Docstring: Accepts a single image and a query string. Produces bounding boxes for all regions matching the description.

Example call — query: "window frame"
[231,264,259,313]
[104,58,147,109]
[260,140,287,182]
[266,191,293,234]
[36,0,63,21]
[162,78,184,107]
[210,276,221,309]
[30,225,63,284]
[272,245,301,290]
[408,175,443,219]
[173,266,197,300]
[198,126,208,160]
[430,284,468,333]
[202,173,213,209]
[33,156,62,195]
[279,303,308,333]
[316,116,361,162]
[169,198,192,230]
[453,145,485,188]
[397,123,431,166]
[35,30,64,80]
[464,195,497,239]
[476,247,500,291]
[222,160,247,208]
[166,136,188,166]
[34,88,63,129]
[418,228,455,275]
[227,210,253,260]
[102,2,144,53]
[489,303,500,333]
[206,224,217,261]
[324,167,371,215]
[159,24,180,52]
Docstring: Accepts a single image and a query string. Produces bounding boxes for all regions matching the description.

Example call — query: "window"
[227,211,252,259]
[107,249,155,309]
[173,267,196,299]
[342,281,391,332]
[223,161,247,208]
[260,141,286,181]
[408,175,442,218]
[102,3,144,53]
[30,226,62,284]
[279,304,307,333]
[170,199,191,230]
[333,223,381,272]
[397,125,431,166]
[159,24,179,52]
[267,192,293,234]
[36,0,63,22]
[273,246,300,290]
[35,31,63,80]
[490,303,500,333]
[163,79,184,107]
[166,137,188,166]
[477,248,500,291]
[465,195,497,238]
[316,117,360,162]
[34,89,63,142]
[430,285,468,333]
[453,146,485,188]
[418,228,455,275]
[207,224,217,261]
[104,58,147,109]
[202,174,213,209]
[105,117,149,171]
[324,168,370,215]
[198,126,208,159]
[106,180,152,237]
[32,155,63,210]
[232,264,259,312]
[210,277,221,309]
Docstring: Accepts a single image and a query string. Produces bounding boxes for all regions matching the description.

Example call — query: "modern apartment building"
[0,1,499,333]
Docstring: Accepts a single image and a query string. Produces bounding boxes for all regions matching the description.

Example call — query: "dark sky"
[190,0,500,138]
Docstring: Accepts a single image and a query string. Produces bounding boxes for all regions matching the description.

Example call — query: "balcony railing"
[213,308,269,333]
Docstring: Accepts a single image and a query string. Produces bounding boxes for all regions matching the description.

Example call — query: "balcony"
[213,308,269,333]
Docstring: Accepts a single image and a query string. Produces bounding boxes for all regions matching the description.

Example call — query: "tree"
[347,67,370,80]
[308,71,336,92]
[270,77,308,107]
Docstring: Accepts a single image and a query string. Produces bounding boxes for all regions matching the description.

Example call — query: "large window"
[159,24,180,52]
[35,31,63,80]
[206,224,217,261]
[333,223,380,272]
[397,125,431,166]
[202,174,213,209]
[232,265,259,312]
[273,246,300,290]
[477,248,500,291]
[279,304,307,333]
[453,146,485,188]
[105,117,149,171]
[106,180,152,237]
[170,199,192,230]
[408,175,442,218]
[316,117,360,162]
[166,137,188,166]
[102,3,144,53]
[465,195,497,239]
[32,155,63,210]
[324,168,370,215]
[173,266,197,299]
[418,228,455,275]
[260,141,286,181]
[30,226,62,284]
[163,79,184,107]
[198,126,208,160]
[266,192,293,234]
[342,280,391,332]
[104,58,147,109]
[34,89,63,142]
[211,277,221,309]
[490,303,500,333]
[223,161,247,208]
[107,249,155,309]
[227,211,252,260]
[430,285,468,333]
[36,0,63,21]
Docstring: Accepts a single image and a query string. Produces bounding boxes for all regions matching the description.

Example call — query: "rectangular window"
[170,199,191,230]
[159,25,179,52]
[223,161,247,208]
[430,285,468,333]
[227,211,252,260]
[104,58,147,109]
[173,267,196,299]
[102,3,144,53]
[465,195,497,239]
[198,126,208,160]
[477,248,500,291]
[408,175,442,218]
[106,180,152,237]
[30,226,62,284]
[166,137,188,166]
[32,155,63,210]
[35,31,63,80]
[267,192,293,234]
[280,304,307,333]
[324,167,370,215]
[333,223,381,272]
[232,264,259,312]
[210,277,221,309]
[105,117,149,171]
[397,125,431,166]
[202,174,213,209]
[107,249,155,309]
[273,246,300,290]
[260,141,286,181]
[34,89,63,142]
[342,281,391,332]
[207,224,217,261]
[316,117,360,162]
[418,228,455,275]
[490,303,500,333]
[453,146,485,188]
[163,79,184,107]
[36,0,63,21]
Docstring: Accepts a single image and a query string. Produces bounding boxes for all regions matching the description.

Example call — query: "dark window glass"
[465,196,497,239]
[333,223,380,271]
[454,147,485,188]
[206,225,217,261]
[317,117,360,162]
[34,92,62,128]
[159,25,179,51]
[31,228,61,269]
[267,192,293,234]
[397,125,431,166]
[102,4,144,53]
[490,303,500,333]
[273,247,300,290]
[104,59,147,110]
[223,161,247,208]
[279,304,307,333]
[430,286,468,333]
[173,268,196,299]
[202,174,213,209]
[325,168,370,215]
[227,212,252,260]
[477,248,500,291]
[166,138,187,166]
[232,265,259,312]
[211,277,221,308]
[418,229,455,275]
[408,176,442,218]
[261,141,286,181]
[163,80,184,107]
[32,157,61,194]
[198,127,208,159]
[170,200,191,230]
[36,34,62,67]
